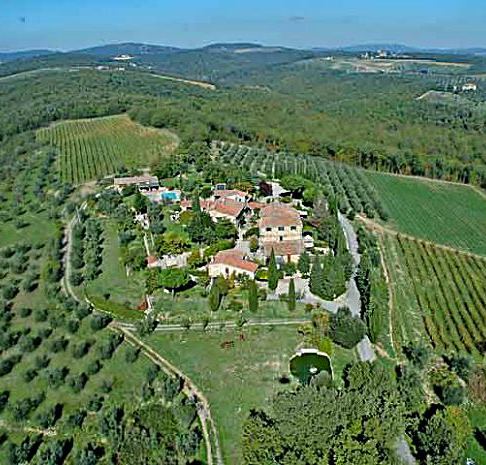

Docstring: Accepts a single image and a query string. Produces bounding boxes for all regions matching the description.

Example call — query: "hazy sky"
[1,0,485,51]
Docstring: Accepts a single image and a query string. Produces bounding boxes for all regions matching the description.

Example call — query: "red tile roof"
[212,249,259,273]
[248,201,265,210]
[260,203,302,228]
[263,240,303,257]
[211,199,246,218]
[181,198,246,219]
[147,255,158,265]
[214,189,249,199]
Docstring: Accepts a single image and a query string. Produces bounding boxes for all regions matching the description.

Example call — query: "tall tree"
[268,249,279,292]
[248,280,258,313]
[208,283,221,311]
[288,278,296,311]
[298,251,311,275]
[310,255,323,297]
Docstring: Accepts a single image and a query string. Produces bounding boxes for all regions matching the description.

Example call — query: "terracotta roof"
[248,201,265,210]
[211,199,246,218]
[181,198,246,219]
[263,240,304,257]
[211,249,259,273]
[260,203,302,228]
[214,189,249,199]
[147,255,158,265]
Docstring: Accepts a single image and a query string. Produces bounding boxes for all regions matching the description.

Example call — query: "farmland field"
[217,142,388,220]
[380,232,486,356]
[37,114,178,184]
[365,171,486,255]
[144,327,355,464]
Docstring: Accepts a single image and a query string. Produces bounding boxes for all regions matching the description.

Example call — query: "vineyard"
[216,142,388,220]
[381,233,486,356]
[365,171,486,256]
[37,115,178,184]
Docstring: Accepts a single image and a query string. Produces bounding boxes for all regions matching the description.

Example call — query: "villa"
[259,203,304,263]
[113,175,159,192]
[181,198,248,225]
[208,249,258,280]
[212,189,251,203]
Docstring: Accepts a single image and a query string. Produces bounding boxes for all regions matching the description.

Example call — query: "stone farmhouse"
[113,175,159,192]
[259,203,304,264]
[208,249,258,280]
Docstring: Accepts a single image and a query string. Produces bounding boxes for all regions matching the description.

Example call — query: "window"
[266,227,272,232]
[278,226,284,231]
[290,226,297,231]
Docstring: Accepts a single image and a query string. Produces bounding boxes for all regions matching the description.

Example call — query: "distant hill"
[0,49,55,63]
[76,42,182,57]
[337,43,419,54]
[333,43,486,56]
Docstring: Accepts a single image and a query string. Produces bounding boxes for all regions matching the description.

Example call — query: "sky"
[1,0,486,52]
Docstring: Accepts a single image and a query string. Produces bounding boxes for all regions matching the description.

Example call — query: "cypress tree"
[208,283,221,311]
[310,255,323,296]
[192,193,201,214]
[298,251,311,275]
[248,280,259,313]
[288,278,296,311]
[268,249,279,292]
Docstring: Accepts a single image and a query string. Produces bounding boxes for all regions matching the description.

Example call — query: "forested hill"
[1,64,486,187]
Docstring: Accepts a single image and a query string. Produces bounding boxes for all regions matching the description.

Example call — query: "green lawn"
[85,220,145,319]
[145,327,355,464]
[365,171,486,255]
[154,285,309,324]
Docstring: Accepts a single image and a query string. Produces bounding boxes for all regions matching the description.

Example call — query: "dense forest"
[1,53,486,187]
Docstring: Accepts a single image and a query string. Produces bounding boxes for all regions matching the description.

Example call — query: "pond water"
[289,350,332,385]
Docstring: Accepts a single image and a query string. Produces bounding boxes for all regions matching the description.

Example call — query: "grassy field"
[37,114,178,184]
[145,327,355,464]
[380,232,486,356]
[84,220,145,320]
[365,171,486,255]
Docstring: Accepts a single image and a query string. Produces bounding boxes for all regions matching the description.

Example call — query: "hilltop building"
[259,203,304,263]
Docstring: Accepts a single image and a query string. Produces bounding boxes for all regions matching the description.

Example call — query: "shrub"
[19,307,32,318]
[71,341,92,359]
[0,390,9,413]
[34,308,48,322]
[36,403,63,428]
[34,355,50,370]
[66,319,79,334]
[68,373,88,393]
[329,307,366,349]
[87,395,104,412]
[87,359,102,375]
[90,314,112,331]
[97,333,123,360]
[66,409,86,429]
[44,367,69,388]
[75,304,92,320]
[0,354,21,376]
[18,335,41,353]
[23,368,38,383]
[124,346,140,363]
[49,337,69,353]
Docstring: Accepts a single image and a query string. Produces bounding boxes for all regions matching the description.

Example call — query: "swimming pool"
[161,191,179,201]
